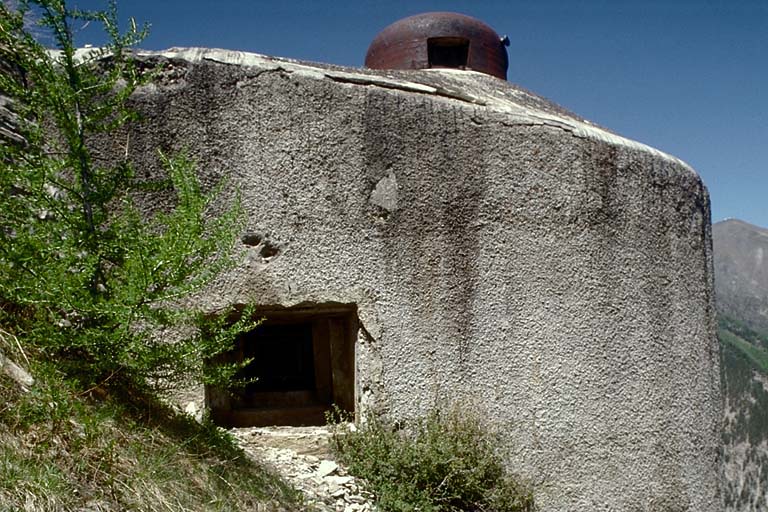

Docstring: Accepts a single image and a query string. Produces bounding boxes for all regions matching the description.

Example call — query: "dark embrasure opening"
[237,323,316,393]
[207,306,357,428]
[428,37,470,69]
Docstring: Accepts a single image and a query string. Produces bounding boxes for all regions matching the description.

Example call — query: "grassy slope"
[720,329,768,375]
[0,357,300,512]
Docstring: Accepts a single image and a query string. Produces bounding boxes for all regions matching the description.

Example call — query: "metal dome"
[365,12,509,80]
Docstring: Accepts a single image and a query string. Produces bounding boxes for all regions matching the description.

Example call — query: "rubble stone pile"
[232,426,376,512]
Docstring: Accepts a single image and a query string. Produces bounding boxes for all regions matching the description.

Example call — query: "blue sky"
[64,0,767,227]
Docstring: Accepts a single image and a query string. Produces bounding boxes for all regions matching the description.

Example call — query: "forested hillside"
[715,220,768,511]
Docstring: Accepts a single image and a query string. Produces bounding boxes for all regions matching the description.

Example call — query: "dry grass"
[0,360,301,512]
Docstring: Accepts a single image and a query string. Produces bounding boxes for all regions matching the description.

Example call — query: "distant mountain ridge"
[714,219,768,334]
[714,219,768,511]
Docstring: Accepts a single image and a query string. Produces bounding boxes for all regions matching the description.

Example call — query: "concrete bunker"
[207,304,357,427]
[109,40,721,509]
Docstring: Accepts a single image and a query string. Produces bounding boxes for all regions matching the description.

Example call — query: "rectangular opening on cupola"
[206,304,356,428]
[428,37,469,69]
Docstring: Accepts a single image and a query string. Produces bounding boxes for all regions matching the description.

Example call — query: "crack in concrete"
[325,73,486,106]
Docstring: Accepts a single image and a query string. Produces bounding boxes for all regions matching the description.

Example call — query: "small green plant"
[329,406,535,512]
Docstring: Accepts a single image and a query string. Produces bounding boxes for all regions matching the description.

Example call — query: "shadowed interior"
[207,305,357,427]
[428,37,469,69]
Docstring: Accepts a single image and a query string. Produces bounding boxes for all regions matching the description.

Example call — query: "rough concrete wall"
[113,50,722,512]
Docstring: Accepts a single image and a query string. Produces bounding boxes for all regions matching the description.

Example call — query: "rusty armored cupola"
[365,12,510,80]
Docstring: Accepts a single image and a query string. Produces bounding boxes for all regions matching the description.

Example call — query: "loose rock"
[231,426,376,512]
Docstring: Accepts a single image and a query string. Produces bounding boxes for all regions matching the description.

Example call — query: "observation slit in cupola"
[365,12,510,80]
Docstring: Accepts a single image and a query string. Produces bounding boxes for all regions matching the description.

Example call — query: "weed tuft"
[329,406,535,512]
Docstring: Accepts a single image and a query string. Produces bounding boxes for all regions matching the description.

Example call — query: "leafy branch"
[0,0,249,391]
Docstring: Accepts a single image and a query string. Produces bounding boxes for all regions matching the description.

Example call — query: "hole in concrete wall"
[207,304,357,427]
[241,232,262,246]
[259,241,280,259]
[428,37,469,69]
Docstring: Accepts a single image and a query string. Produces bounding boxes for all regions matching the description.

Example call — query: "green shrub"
[0,3,297,508]
[329,407,534,512]
[0,0,249,393]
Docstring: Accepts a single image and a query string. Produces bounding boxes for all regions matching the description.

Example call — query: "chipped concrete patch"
[369,171,398,213]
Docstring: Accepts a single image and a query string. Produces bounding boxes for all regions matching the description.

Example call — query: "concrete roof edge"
[79,46,697,178]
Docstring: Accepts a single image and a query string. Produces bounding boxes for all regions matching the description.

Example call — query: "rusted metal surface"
[365,12,509,80]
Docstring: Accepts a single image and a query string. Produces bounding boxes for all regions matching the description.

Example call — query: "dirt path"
[231,426,376,512]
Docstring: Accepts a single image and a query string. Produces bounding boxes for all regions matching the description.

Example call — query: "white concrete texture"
[114,48,722,511]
